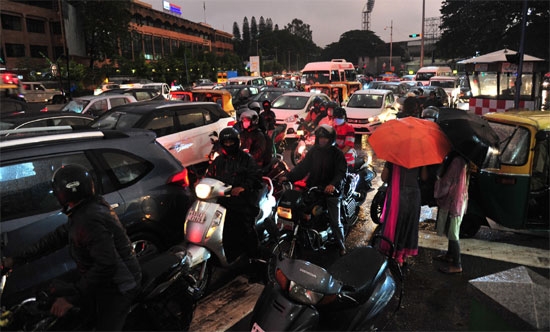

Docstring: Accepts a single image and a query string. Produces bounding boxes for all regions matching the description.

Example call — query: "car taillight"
[168,168,189,187]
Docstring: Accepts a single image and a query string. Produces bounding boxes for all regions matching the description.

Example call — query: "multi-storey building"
[0,0,233,71]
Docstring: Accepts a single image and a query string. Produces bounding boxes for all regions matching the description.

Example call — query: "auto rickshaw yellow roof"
[484,110,550,131]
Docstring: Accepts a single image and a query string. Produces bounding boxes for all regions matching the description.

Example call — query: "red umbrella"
[368,117,451,169]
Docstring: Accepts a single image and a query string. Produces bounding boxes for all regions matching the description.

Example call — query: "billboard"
[163,1,182,15]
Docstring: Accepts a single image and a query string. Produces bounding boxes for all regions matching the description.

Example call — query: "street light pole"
[385,20,393,71]
[420,0,425,67]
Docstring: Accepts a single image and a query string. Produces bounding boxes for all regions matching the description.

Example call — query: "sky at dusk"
[142,0,444,47]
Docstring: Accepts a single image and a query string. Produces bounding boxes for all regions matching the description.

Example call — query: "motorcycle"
[0,244,198,331]
[183,176,278,295]
[273,168,369,260]
[290,118,316,166]
[250,235,403,331]
[271,123,288,155]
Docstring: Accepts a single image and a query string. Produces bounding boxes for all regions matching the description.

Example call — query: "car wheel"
[460,213,482,238]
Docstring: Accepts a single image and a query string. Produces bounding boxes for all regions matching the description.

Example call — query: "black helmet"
[314,124,336,146]
[421,106,440,122]
[248,101,261,112]
[262,100,271,109]
[333,107,347,119]
[51,164,95,208]
[240,109,259,129]
[219,127,241,155]
[312,96,323,108]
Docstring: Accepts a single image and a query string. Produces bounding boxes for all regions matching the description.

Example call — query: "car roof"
[484,111,550,131]
[352,89,392,95]
[1,112,93,124]
[96,100,225,115]
[73,94,131,101]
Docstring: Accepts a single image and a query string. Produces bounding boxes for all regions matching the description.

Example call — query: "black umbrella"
[436,108,500,168]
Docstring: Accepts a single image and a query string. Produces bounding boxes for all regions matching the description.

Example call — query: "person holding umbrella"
[369,117,451,266]
[433,151,471,274]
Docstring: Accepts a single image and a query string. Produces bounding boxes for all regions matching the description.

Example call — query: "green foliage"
[321,30,387,62]
[438,0,549,60]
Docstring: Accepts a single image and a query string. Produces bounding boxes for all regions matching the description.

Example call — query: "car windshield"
[61,99,89,113]
[272,95,309,110]
[91,111,142,130]
[431,81,456,88]
[347,94,384,108]
[488,121,530,166]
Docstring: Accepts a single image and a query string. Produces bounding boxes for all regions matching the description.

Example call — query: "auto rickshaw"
[191,89,235,117]
[461,111,550,237]
[307,83,348,105]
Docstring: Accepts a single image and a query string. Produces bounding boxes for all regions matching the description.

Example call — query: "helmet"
[51,164,95,208]
[312,96,323,108]
[248,101,261,112]
[219,127,241,155]
[314,124,336,146]
[240,109,259,130]
[325,101,338,117]
[262,100,271,109]
[421,106,440,122]
[333,107,347,119]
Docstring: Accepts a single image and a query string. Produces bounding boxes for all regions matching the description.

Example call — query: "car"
[396,86,451,111]
[20,81,64,103]
[0,128,193,306]
[221,85,261,109]
[226,76,267,86]
[60,94,138,116]
[274,79,297,89]
[141,83,171,99]
[270,91,331,139]
[371,81,412,98]
[343,89,398,135]
[429,76,461,106]
[0,95,28,116]
[250,87,297,104]
[0,112,94,133]
[89,100,236,169]
[100,87,165,101]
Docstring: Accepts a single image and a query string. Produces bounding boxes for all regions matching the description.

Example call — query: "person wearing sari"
[379,162,428,266]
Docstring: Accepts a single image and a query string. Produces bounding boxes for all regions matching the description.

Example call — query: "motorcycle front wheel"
[266,236,294,283]
[188,261,212,298]
[370,190,386,225]
[291,140,308,166]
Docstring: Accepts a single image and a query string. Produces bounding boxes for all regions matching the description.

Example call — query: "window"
[110,97,131,108]
[50,21,62,35]
[26,18,45,33]
[5,43,25,57]
[30,45,48,58]
[1,13,22,31]
[145,112,176,137]
[101,151,151,186]
[0,154,92,221]
[490,122,530,166]
[177,111,204,130]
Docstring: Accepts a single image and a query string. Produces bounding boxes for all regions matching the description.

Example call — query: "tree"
[437,1,549,60]
[259,16,266,33]
[71,0,133,68]
[284,19,312,42]
[242,17,251,57]
[321,30,386,62]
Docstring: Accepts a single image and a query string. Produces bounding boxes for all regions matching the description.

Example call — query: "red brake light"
[168,169,189,188]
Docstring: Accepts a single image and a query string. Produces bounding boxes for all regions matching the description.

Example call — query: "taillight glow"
[275,267,289,290]
[168,169,189,187]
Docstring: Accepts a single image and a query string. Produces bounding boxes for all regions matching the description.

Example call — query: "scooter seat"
[139,251,181,293]
[327,246,387,299]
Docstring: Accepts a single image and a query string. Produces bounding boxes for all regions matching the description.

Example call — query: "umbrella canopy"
[436,108,500,168]
[369,117,451,169]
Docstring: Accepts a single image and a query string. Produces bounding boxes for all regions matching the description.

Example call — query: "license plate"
[251,322,265,332]
[187,210,206,223]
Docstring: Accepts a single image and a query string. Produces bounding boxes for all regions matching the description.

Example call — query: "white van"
[226,76,267,86]
[415,66,453,86]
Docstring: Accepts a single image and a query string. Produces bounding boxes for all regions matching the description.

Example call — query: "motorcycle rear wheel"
[370,190,386,225]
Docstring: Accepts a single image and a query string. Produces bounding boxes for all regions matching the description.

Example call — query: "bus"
[300,59,357,88]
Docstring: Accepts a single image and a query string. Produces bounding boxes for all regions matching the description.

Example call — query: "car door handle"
[110,203,120,209]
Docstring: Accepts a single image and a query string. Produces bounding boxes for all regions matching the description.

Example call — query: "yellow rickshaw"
[307,83,348,105]
[461,111,550,237]
[191,89,235,117]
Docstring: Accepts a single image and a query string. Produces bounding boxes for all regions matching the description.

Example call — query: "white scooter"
[183,176,278,296]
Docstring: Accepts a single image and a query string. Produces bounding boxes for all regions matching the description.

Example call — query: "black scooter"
[250,235,403,331]
[0,243,198,331]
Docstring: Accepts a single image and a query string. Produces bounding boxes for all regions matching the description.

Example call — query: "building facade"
[0,0,234,72]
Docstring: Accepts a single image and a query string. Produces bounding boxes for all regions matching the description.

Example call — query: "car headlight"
[368,115,379,123]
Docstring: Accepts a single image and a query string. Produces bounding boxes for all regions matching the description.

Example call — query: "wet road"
[189,135,550,331]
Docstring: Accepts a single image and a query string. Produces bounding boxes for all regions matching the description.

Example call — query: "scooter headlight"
[288,280,324,305]
[195,183,212,199]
